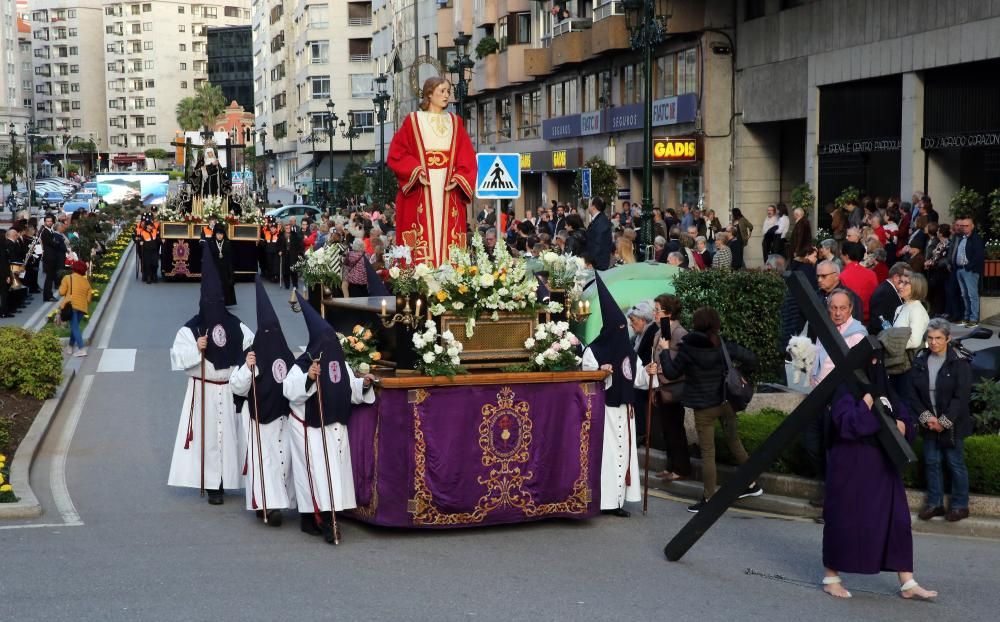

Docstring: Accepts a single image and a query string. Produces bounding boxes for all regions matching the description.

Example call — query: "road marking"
[95,268,131,350]
[0,522,81,530]
[48,373,94,527]
[96,348,136,373]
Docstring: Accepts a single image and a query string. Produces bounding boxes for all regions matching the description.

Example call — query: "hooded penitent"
[238,277,294,423]
[295,290,353,427]
[184,250,243,368]
[586,274,636,408]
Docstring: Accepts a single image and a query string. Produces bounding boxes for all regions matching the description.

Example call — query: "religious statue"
[387,77,477,266]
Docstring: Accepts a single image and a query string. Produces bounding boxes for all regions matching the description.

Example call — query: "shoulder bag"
[59,275,74,322]
[721,340,754,412]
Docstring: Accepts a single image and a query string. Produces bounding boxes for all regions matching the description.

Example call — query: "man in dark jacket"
[867,262,909,335]
[40,216,67,301]
[952,217,985,326]
[279,222,304,290]
[585,197,612,271]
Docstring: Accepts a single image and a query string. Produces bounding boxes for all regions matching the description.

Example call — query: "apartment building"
[450,0,735,217]
[29,0,107,160]
[207,25,253,111]
[253,0,377,191]
[101,0,251,165]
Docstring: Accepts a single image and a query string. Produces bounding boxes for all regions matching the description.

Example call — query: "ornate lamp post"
[372,73,392,208]
[8,123,17,195]
[297,125,321,201]
[339,118,360,163]
[447,33,475,122]
[623,0,670,249]
[325,100,339,197]
[256,123,268,203]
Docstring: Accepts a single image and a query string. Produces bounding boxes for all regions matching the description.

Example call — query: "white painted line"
[0,522,82,530]
[24,299,57,331]
[95,269,131,350]
[96,348,136,373]
[49,374,94,527]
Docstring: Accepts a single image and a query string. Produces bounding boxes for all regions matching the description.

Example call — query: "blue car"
[40,191,66,210]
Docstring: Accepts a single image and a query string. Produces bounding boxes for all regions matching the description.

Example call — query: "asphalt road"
[3,272,1000,621]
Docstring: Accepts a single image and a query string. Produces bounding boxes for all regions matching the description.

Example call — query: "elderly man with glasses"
[815,260,863,323]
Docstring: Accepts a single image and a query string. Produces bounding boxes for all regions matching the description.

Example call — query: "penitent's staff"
[643,385,654,515]
[250,356,269,523]
[199,331,206,497]
[309,351,340,545]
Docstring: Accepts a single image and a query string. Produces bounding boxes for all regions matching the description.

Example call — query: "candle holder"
[567,299,593,323]
[380,295,422,329]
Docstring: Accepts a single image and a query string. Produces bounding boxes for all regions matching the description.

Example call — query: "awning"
[112,154,146,164]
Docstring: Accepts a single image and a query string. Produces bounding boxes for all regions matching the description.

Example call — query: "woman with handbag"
[58,260,93,357]
[911,319,972,523]
[651,294,691,482]
[658,306,761,513]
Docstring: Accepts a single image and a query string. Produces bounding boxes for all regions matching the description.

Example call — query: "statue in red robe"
[387,104,476,266]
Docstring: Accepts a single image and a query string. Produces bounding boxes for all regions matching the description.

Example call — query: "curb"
[0,361,79,518]
[0,241,132,519]
[644,448,1000,539]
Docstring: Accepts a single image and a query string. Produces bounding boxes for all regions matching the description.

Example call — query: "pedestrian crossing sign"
[475,153,521,199]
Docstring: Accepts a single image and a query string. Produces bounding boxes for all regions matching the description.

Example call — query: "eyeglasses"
[816,272,836,278]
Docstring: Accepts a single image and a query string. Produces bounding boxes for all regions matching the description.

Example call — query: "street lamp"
[297,125,320,201]
[257,123,268,203]
[372,73,392,209]
[447,33,475,123]
[325,100,339,198]
[339,118,360,163]
[623,0,670,249]
[60,126,72,177]
[25,119,37,209]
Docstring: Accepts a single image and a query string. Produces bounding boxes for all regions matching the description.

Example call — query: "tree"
[194,83,227,128]
[176,97,202,132]
[573,156,618,206]
[144,148,170,169]
[339,161,367,201]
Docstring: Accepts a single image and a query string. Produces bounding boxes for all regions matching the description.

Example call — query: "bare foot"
[823,582,852,599]
[901,584,938,601]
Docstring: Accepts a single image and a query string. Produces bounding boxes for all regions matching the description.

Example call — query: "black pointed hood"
[586,274,636,407]
[295,291,353,427]
[535,274,551,303]
[240,277,293,423]
[184,251,243,368]
[363,255,391,297]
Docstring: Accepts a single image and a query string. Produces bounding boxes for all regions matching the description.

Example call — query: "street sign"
[581,167,592,199]
[475,153,521,199]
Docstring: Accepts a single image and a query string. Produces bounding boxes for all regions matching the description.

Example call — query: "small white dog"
[786,335,816,384]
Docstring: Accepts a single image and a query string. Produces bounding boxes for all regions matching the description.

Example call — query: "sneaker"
[73,348,88,357]
[739,484,764,499]
[945,507,969,522]
[687,497,707,513]
[917,505,945,521]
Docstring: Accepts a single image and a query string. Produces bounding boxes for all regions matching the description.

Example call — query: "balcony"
[348,16,372,27]
[524,46,552,77]
[591,3,630,55]
[497,44,531,86]
[550,20,592,67]
[349,53,371,63]
[474,0,497,28]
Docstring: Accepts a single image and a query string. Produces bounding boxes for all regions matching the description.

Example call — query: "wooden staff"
[199,341,206,497]
[311,352,340,545]
[250,360,269,523]
[643,384,655,515]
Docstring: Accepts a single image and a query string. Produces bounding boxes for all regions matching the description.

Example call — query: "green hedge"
[715,409,1000,496]
[0,327,64,399]
[672,269,786,382]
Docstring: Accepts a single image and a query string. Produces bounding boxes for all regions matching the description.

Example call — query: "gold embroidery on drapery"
[350,410,381,520]
[408,385,593,526]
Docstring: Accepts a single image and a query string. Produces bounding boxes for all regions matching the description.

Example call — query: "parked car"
[63,191,98,213]
[264,204,323,224]
[40,191,67,210]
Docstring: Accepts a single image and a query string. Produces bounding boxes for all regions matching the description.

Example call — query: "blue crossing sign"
[581,167,592,199]
[475,153,521,199]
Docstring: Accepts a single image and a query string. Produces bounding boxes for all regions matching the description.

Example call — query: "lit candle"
[578,300,584,314]
[381,299,387,317]
[415,299,422,318]
[584,300,591,313]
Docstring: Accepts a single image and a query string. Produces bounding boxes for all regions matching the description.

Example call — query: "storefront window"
[677,169,702,208]
[582,74,598,112]
[678,48,698,94]
[622,63,644,105]
[519,90,540,139]
[655,54,675,98]
[548,78,578,116]
[479,100,495,144]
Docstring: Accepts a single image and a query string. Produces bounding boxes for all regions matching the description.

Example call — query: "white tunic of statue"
[415,110,453,264]
[168,324,254,490]
[282,363,374,513]
[230,363,296,511]
[581,347,655,510]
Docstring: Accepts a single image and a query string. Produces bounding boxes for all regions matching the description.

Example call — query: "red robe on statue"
[387,111,477,266]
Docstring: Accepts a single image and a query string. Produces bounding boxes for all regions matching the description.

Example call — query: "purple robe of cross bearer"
[822,386,915,574]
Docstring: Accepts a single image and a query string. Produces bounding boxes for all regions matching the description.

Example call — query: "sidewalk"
[643,448,1000,539]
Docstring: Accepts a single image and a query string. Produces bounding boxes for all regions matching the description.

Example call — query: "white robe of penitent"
[230,363,296,511]
[282,363,374,513]
[582,348,656,510]
[168,324,254,490]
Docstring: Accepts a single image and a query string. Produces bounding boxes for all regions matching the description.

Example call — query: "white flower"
[479,274,495,287]
[434,345,443,354]
[430,304,446,315]
[425,320,436,331]
[442,330,454,341]
[423,352,435,363]
[559,338,571,350]
[498,287,509,297]
[388,266,401,279]
[535,328,546,340]
[535,354,546,366]
[412,335,425,349]
[545,349,558,360]
[452,301,464,310]
[542,251,559,264]
[414,263,431,277]
[447,347,459,357]
[524,338,535,349]
[358,362,371,374]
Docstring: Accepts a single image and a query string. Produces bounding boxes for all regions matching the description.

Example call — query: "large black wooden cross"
[663,271,917,561]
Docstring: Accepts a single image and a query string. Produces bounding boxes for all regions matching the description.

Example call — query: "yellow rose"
[370,351,382,361]
[457,284,469,294]
[353,325,364,334]
[0,473,5,485]
[0,484,11,493]
[469,266,478,275]
[353,342,365,352]
[456,265,465,275]
[347,336,357,344]
[436,290,448,302]
[363,330,373,340]
[0,453,5,462]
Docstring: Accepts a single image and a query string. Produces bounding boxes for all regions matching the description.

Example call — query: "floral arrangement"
[201,195,225,221]
[524,321,582,371]
[0,453,13,502]
[412,320,464,377]
[538,251,587,291]
[339,324,381,374]
[385,245,421,297]
[294,244,343,289]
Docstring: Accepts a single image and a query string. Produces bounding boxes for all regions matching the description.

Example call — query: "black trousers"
[655,399,692,477]
[0,280,9,313]
[142,249,159,283]
[802,404,830,480]
[266,250,279,281]
[43,265,58,299]
[281,254,300,289]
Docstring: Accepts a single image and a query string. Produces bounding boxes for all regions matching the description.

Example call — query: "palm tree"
[195,83,227,128]
[176,97,202,131]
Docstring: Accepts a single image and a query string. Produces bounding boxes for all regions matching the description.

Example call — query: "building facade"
[252,0,377,193]
[207,25,253,110]
[453,0,735,220]
[735,0,1000,265]
[100,0,251,165]
[28,0,107,168]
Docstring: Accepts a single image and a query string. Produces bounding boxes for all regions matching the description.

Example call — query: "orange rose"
[370,351,382,361]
